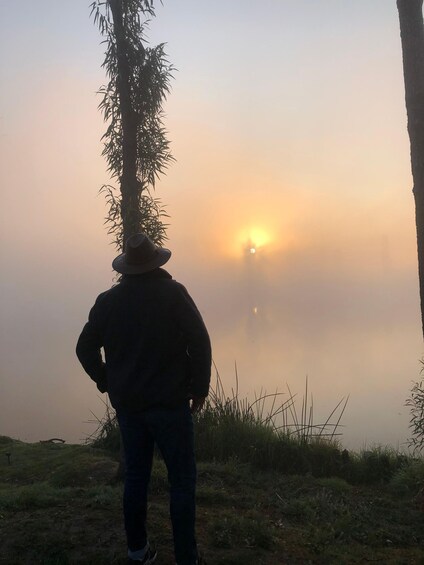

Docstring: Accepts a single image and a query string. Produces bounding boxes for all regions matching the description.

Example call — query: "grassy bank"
[0,435,423,564]
[90,377,414,486]
[1,375,423,563]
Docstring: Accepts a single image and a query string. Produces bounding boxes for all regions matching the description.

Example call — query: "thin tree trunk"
[397,0,424,338]
[108,0,143,481]
[108,0,143,246]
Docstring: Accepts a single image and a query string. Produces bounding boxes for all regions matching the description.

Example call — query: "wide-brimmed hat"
[112,233,171,274]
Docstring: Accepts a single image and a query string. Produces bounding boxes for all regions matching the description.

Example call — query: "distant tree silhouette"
[90,0,174,249]
[397,0,424,338]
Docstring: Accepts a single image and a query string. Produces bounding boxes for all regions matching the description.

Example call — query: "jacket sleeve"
[176,284,212,398]
[76,297,108,393]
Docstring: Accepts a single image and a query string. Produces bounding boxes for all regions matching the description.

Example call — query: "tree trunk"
[397,0,424,338]
[108,0,143,481]
[108,0,142,247]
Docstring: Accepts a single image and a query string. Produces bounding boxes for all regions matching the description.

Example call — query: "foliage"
[208,511,275,550]
[342,447,409,486]
[274,472,423,554]
[87,369,354,479]
[90,0,174,248]
[197,366,348,441]
[86,397,121,456]
[1,438,423,563]
[390,458,424,497]
[406,375,424,454]
[193,369,349,477]
[86,369,415,485]
[0,482,75,511]
[0,438,117,487]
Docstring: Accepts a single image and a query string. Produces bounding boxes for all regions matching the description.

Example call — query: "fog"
[0,0,422,450]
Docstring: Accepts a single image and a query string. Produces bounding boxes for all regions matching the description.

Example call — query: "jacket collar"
[121,268,172,283]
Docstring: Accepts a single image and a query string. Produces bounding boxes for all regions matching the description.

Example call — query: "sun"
[218,220,280,259]
[233,226,272,256]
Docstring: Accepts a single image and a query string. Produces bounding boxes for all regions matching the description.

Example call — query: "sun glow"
[212,224,279,259]
[238,227,272,256]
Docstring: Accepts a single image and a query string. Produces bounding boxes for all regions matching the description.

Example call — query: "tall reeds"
[193,365,349,476]
[86,365,411,483]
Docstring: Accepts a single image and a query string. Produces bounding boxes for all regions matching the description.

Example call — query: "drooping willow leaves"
[90,0,174,248]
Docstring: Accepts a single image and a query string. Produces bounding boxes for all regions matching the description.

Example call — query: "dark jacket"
[76,268,211,412]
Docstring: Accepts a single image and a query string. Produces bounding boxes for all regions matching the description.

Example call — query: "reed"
[86,365,409,483]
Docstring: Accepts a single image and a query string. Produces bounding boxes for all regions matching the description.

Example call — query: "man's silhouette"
[77,233,211,565]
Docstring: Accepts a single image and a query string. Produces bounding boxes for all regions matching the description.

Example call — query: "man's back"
[76,268,211,412]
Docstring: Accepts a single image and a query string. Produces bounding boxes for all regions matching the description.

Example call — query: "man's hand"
[96,363,108,393]
[190,396,206,414]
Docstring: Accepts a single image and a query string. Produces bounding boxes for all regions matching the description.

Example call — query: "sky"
[0,0,422,450]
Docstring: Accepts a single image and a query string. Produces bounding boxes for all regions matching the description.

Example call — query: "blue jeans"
[117,403,198,565]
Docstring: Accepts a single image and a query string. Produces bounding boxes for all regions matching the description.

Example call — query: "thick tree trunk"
[397,0,424,338]
[108,0,142,247]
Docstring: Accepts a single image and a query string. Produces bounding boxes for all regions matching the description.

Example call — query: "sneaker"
[128,546,157,564]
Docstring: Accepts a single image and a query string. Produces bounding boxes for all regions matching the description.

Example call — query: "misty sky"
[0,0,422,449]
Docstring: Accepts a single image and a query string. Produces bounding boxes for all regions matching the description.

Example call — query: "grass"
[88,372,408,485]
[0,437,116,485]
[194,373,414,485]
[1,374,423,563]
[389,458,424,497]
[0,436,423,564]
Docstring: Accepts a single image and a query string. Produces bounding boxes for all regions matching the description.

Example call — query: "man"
[76,233,212,565]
